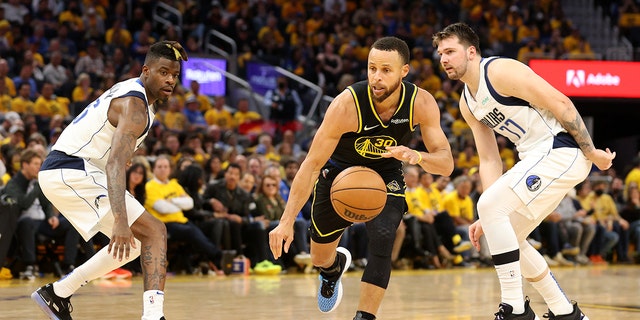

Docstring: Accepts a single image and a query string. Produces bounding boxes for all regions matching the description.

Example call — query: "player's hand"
[108,218,136,261]
[269,222,295,260]
[469,220,484,251]
[381,146,422,165]
[587,148,616,171]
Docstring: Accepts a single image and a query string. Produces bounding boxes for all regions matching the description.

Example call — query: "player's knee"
[476,195,493,219]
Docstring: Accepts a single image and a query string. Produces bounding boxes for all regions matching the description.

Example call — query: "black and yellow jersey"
[329,80,418,173]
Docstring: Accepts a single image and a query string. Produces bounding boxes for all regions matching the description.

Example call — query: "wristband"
[414,150,422,163]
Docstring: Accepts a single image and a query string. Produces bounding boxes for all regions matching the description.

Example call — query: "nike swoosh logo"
[363,124,380,131]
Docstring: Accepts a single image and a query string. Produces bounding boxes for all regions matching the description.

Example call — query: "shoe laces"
[494,303,511,320]
[320,276,337,298]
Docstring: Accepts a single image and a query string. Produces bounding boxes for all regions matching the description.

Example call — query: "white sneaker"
[527,238,542,250]
[553,252,575,266]
[575,254,591,265]
[544,254,560,267]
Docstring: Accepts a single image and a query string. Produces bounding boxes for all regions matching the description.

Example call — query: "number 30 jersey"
[52,78,154,171]
[329,80,417,173]
[463,57,572,160]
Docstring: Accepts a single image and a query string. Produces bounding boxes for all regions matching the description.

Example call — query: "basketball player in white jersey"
[433,23,614,320]
[31,41,187,320]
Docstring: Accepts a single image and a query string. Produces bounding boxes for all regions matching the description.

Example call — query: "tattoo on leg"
[141,243,167,290]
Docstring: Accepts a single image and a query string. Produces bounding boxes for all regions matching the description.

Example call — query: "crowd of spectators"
[0,0,639,281]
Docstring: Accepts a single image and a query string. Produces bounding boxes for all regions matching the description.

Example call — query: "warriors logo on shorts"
[526,175,541,192]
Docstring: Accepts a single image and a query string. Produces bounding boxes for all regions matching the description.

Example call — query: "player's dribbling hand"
[469,220,484,251]
[588,148,616,171]
[108,219,137,261]
[269,223,295,260]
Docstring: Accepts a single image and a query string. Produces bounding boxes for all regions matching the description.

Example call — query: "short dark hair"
[371,37,410,65]
[144,41,188,65]
[20,148,41,166]
[432,22,481,55]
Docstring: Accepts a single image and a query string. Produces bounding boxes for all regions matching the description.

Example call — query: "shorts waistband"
[41,150,84,171]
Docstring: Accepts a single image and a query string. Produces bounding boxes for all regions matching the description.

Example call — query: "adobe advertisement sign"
[529,60,640,99]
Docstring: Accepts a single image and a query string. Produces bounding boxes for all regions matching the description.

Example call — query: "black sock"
[354,311,376,320]
[320,252,343,279]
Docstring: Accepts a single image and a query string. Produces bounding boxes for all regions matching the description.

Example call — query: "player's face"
[144,58,181,102]
[367,48,408,103]
[437,36,470,81]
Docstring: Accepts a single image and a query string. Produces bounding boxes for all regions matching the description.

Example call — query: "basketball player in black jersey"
[269,37,453,320]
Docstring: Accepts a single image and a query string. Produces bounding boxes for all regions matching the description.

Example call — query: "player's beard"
[445,61,468,80]
[371,78,401,103]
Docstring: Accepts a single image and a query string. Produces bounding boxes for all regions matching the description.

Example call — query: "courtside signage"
[529,60,640,98]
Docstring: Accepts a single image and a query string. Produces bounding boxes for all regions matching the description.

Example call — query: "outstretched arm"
[488,58,615,170]
[106,96,149,261]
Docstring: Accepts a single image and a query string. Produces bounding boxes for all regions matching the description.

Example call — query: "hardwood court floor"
[1,265,639,319]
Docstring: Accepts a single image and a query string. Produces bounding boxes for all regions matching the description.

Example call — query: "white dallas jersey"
[53,78,154,171]
[463,57,567,160]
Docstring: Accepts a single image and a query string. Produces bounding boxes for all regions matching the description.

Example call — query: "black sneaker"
[544,301,589,320]
[317,247,351,313]
[31,283,73,320]
[494,297,539,320]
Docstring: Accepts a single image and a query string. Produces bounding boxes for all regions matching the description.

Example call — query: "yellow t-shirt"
[443,191,474,222]
[34,96,70,118]
[10,96,35,114]
[72,86,93,102]
[144,178,189,224]
[405,187,434,217]
[0,93,12,112]
[4,77,15,97]
[204,108,234,129]
[233,110,262,126]
[163,111,187,132]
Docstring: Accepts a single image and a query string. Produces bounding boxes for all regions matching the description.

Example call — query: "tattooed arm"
[105,96,149,261]
[487,58,615,170]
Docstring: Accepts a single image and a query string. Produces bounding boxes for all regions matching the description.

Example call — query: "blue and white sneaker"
[317,247,352,313]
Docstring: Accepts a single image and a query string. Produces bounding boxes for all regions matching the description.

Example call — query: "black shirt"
[330,80,418,173]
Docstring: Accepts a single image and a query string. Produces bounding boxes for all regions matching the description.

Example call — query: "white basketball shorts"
[39,159,145,241]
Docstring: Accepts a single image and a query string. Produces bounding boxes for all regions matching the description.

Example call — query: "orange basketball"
[330,166,387,223]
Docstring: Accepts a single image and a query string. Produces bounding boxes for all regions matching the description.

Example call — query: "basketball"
[330,166,387,223]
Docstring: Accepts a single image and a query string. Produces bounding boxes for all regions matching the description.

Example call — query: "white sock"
[495,260,525,314]
[530,271,573,315]
[142,290,165,320]
[54,244,140,298]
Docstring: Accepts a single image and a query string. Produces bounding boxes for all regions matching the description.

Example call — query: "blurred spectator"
[186,80,212,113]
[204,95,234,131]
[12,65,38,100]
[11,82,35,115]
[233,97,261,127]
[74,40,104,88]
[162,96,187,132]
[0,59,16,96]
[555,191,596,265]
[42,51,70,95]
[7,149,90,279]
[263,76,303,135]
[203,163,271,267]
[1,0,29,25]
[145,156,224,274]
[183,95,208,132]
[71,73,92,103]
[34,82,70,119]
[82,6,105,41]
